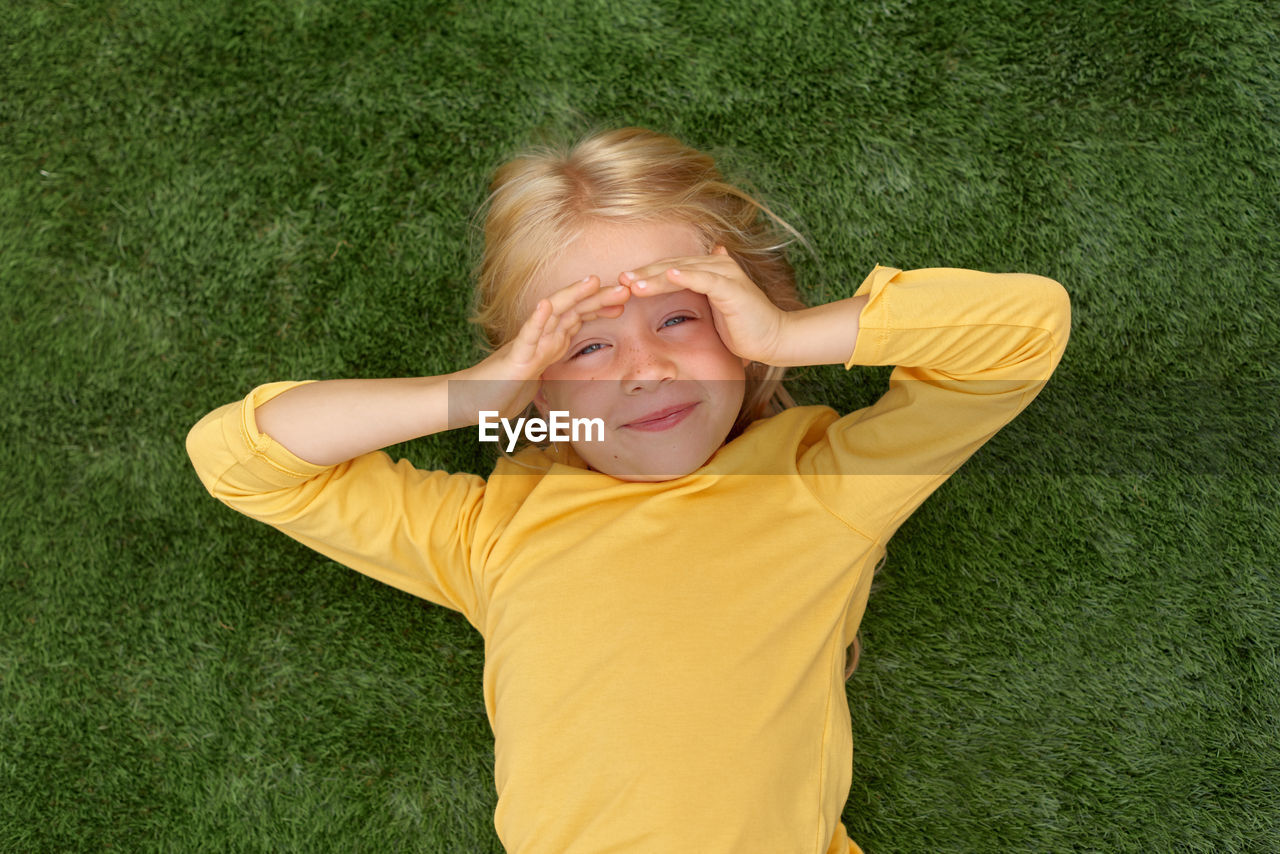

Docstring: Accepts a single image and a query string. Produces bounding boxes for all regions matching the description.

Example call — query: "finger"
[545,316,579,351]
[586,303,626,320]
[566,281,631,316]
[542,283,630,340]
[620,250,733,284]
[547,299,600,340]
[519,299,553,342]
[511,298,554,365]
[622,268,737,302]
[559,301,626,331]
[626,266,723,300]
[543,275,604,316]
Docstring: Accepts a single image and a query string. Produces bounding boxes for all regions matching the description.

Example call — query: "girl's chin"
[606,469,690,483]
[579,446,715,482]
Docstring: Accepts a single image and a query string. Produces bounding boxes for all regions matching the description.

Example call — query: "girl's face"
[529,220,748,482]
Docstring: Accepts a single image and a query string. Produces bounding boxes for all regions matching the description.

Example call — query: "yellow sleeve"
[185,381,489,628]
[800,265,1071,542]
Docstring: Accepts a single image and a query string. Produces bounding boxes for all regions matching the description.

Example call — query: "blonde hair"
[468,126,811,439]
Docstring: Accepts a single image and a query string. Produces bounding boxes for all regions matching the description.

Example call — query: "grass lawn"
[2,0,1276,851]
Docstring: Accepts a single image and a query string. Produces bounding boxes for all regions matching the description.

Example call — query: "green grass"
[2,0,1277,850]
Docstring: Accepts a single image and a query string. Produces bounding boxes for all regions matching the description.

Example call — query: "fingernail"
[622,271,635,281]
[635,279,647,289]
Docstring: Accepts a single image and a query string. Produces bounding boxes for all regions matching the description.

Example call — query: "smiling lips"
[621,402,699,432]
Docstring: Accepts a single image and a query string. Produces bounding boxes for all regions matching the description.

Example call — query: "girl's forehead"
[528,220,707,304]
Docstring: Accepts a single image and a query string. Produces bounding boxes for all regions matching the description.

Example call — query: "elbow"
[185,415,221,498]
[1045,276,1072,357]
[185,404,243,499]
[1024,274,1072,362]
[995,275,1072,379]
[1042,275,1071,323]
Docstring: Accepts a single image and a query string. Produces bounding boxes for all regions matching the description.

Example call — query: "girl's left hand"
[619,246,787,365]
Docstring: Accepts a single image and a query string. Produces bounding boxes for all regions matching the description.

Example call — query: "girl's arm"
[254,374,458,467]
[248,274,633,467]
[251,370,518,467]
[767,294,869,367]
[803,264,1071,537]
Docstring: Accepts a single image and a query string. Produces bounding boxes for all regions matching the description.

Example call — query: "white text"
[477,411,605,452]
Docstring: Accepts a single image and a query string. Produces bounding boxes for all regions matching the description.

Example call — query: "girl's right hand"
[456,276,631,422]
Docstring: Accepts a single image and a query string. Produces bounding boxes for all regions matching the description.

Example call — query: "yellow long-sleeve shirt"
[187,265,1070,853]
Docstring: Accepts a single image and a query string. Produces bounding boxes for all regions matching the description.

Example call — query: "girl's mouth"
[621,402,698,432]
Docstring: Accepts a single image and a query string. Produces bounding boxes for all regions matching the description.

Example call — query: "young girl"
[187,127,1070,854]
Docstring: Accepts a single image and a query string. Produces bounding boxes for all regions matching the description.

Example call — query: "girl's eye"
[572,342,604,358]
[662,315,693,328]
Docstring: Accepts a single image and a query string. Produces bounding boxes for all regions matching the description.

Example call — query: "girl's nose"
[620,343,677,392]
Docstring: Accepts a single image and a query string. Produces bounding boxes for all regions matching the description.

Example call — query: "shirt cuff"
[843,264,900,370]
[187,380,329,499]
[235,381,330,481]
